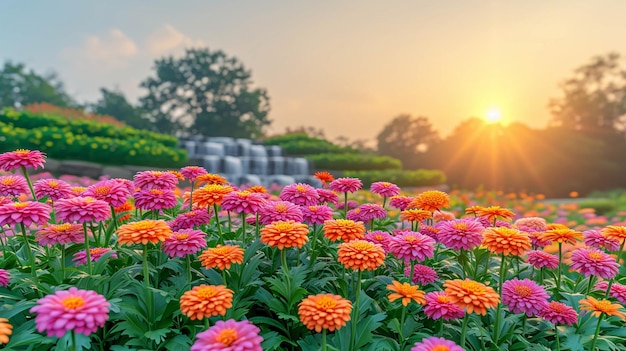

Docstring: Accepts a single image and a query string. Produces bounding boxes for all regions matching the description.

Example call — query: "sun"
[485,108,502,123]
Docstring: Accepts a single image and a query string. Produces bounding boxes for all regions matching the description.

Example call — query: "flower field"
[1,150,626,350]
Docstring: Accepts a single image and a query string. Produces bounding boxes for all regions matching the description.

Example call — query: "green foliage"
[308,153,402,171]
[0,62,75,108]
[578,199,617,215]
[263,133,354,155]
[91,88,154,131]
[343,169,446,187]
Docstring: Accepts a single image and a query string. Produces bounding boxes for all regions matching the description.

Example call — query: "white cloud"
[62,29,139,71]
[146,24,204,56]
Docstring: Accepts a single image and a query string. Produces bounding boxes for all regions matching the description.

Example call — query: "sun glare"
[485,108,502,123]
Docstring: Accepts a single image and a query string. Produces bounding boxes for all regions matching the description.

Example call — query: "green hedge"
[0,108,178,148]
[308,153,402,171]
[343,169,446,187]
[0,122,187,168]
[263,133,355,155]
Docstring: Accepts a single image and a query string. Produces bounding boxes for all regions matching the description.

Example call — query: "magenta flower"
[133,170,178,190]
[0,175,29,197]
[259,201,303,225]
[538,301,578,326]
[337,200,359,210]
[526,250,559,269]
[370,181,400,198]
[301,205,334,225]
[134,189,178,211]
[0,269,10,287]
[83,179,131,207]
[36,223,85,246]
[347,208,365,222]
[357,203,387,221]
[221,191,266,215]
[514,217,547,233]
[365,231,392,252]
[280,183,320,206]
[0,201,51,227]
[405,264,438,285]
[162,229,207,258]
[191,319,263,351]
[596,281,626,304]
[529,231,552,248]
[411,336,464,351]
[0,196,12,206]
[316,188,338,205]
[111,178,136,194]
[73,247,117,265]
[55,197,111,223]
[419,225,440,241]
[501,278,550,316]
[388,231,435,263]
[584,230,620,252]
[34,178,74,201]
[0,149,46,171]
[180,166,208,181]
[30,287,110,337]
[329,177,362,193]
[423,292,465,321]
[170,209,212,231]
[436,218,484,251]
[389,196,413,211]
[477,217,512,228]
[570,248,619,279]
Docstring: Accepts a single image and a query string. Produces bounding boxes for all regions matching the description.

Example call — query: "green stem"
[349,270,363,351]
[322,329,327,351]
[587,276,596,296]
[21,166,37,201]
[109,205,118,233]
[521,315,527,337]
[255,213,260,239]
[399,305,406,340]
[557,243,562,295]
[437,318,444,337]
[20,223,36,276]
[343,192,348,219]
[589,314,604,351]
[143,244,152,330]
[555,325,561,351]
[606,240,626,298]
[493,254,506,345]
[409,261,416,284]
[498,253,506,293]
[241,213,246,243]
[382,196,387,209]
[227,212,232,233]
[82,222,92,275]
[213,204,223,244]
[281,249,289,276]
[222,270,227,286]
[186,255,192,288]
[189,182,195,211]
[70,330,77,351]
[460,313,470,349]
[60,245,66,281]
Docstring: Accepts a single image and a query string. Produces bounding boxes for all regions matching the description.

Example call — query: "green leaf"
[144,328,170,344]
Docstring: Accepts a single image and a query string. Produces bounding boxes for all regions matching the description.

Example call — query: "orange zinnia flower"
[400,209,432,223]
[246,185,268,194]
[387,280,426,306]
[314,171,335,185]
[465,206,485,216]
[482,227,531,256]
[192,184,233,208]
[0,318,12,345]
[579,296,626,320]
[444,279,500,315]
[477,206,515,223]
[167,170,185,181]
[601,226,626,243]
[337,240,385,271]
[298,294,352,332]
[408,191,450,212]
[260,220,309,249]
[323,219,366,242]
[180,284,233,320]
[117,219,172,246]
[541,228,582,245]
[196,173,229,185]
[114,200,134,222]
[199,245,244,270]
[546,223,569,231]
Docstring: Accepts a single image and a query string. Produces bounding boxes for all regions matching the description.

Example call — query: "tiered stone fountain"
[181,136,320,187]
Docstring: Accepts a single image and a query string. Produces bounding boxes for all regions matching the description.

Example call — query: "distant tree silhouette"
[376,115,440,169]
[91,88,153,131]
[0,62,75,108]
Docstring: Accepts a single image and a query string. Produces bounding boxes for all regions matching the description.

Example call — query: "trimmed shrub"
[263,133,355,155]
[309,153,402,171]
[343,169,446,187]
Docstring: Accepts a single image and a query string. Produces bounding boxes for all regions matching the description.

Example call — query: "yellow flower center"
[12,203,28,209]
[94,186,112,196]
[315,296,337,310]
[48,180,59,187]
[588,252,603,260]
[404,235,417,243]
[354,209,361,214]
[380,182,391,187]
[374,235,384,241]
[0,178,16,185]
[275,204,288,212]
[460,281,486,295]
[84,197,96,203]
[454,222,468,231]
[513,285,533,297]
[296,185,307,193]
[212,247,231,255]
[197,286,218,300]
[15,149,30,155]
[131,221,155,231]
[62,296,85,309]
[216,328,238,346]
[272,222,295,231]
[353,241,372,251]
[436,295,450,303]
[90,248,108,255]
[149,189,164,195]
[150,171,164,177]
[53,223,73,232]
[308,206,319,211]
[594,299,615,313]
[237,191,250,198]
[395,283,415,296]
[432,346,450,351]
[176,233,190,240]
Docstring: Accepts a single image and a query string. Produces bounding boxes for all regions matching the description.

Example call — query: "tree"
[140,48,271,138]
[376,115,440,169]
[548,52,626,137]
[91,88,153,130]
[0,62,75,108]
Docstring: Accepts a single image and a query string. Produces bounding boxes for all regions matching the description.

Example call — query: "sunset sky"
[2,0,625,143]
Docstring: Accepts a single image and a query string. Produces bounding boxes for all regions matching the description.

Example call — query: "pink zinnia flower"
[279,183,319,206]
[259,201,303,225]
[570,248,619,279]
[596,281,626,304]
[501,278,550,316]
[30,287,110,337]
[347,208,365,222]
[0,201,51,227]
[0,269,10,287]
[529,232,552,248]
[34,178,74,201]
[357,203,387,221]
[134,189,178,211]
[538,301,578,326]
[478,217,512,228]
[423,292,465,321]
[515,217,547,233]
[83,180,131,207]
[170,209,212,231]
[405,264,438,285]
[436,218,484,251]
[365,231,392,252]
[36,223,85,246]
[338,200,359,210]
[411,336,464,351]
[329,177,362,193]
[316,188,338,205]
[0,175,28,197]
[526,250,559,269]
[180,166,208,181]
[370,182,400,198]
[0,196,12,206]
[433,211,455,222]
[221,191,266,215]
[301,205,334,225]
[584,230,620,252]
[133,170,178,190]
[388,231,435,262]
[162,229,207,258]
[0,149,46,171]
[55,197,111,224]
[191,319,263,351]
[111,178,135,194]
[419,225,440,240]
[73,247,117,265]
[389,196,413,211]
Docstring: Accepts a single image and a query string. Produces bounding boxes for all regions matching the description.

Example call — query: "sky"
[1,0,625,143]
